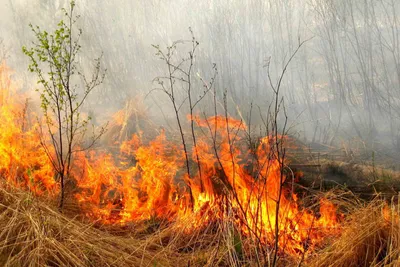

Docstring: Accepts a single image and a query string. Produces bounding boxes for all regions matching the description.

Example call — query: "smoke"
[1,0,400,156]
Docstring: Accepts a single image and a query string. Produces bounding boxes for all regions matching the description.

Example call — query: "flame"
[0,62,340,257]
[73,114,340,255]
[0,62,56,195]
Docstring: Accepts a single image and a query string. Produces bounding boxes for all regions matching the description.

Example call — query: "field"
[2,60,400,267]
[1,164,400,266]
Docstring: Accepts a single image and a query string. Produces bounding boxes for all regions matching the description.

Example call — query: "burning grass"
[0,184,155,266]
[0,182,234,266]
[1,182,400,267]
[0,60,341,265]
[0,181,332,266]
[1,61,400,266]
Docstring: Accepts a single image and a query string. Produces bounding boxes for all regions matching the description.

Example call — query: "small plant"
[22,1,106,209]
[152,29,216,206]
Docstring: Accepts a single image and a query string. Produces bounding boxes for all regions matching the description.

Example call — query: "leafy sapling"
[22,0,107,209]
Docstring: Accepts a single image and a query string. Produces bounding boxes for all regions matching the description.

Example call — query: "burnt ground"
[282,139,400,202]
[290,157,400,201]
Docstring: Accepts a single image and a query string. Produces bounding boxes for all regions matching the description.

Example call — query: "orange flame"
[0,63,340,257]
[0,62,56,195]
[73,115,340,255]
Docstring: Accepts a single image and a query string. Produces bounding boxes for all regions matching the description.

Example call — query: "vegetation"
[1,181,400,266]
[22,1,106,209]
[0,0,400,266]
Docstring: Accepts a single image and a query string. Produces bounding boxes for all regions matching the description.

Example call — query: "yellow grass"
[2,180,400,266]
[0,183,170,267]
[310,197,400,267]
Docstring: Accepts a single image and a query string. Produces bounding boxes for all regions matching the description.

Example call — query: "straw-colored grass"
[0,183,235,266]
[0,184,174,267]
[310,197,400,267]
[3,178,400,266]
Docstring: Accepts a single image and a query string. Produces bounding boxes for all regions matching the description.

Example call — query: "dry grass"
[2,178,400,266]
[0,182,240,266]
[102,97,158,146]
[323,160,400,183]
[310,197,400,267]
[0,183,174,267]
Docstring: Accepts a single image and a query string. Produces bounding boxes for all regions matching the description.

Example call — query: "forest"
[0,0,400,266]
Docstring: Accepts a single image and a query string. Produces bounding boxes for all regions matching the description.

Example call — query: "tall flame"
[0,63,340,257]
[0,62,56,195]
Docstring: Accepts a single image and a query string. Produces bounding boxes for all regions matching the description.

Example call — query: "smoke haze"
[1,0,400,159]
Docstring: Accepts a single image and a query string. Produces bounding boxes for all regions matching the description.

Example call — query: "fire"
[0,62,56,195]
[0,62,340,257]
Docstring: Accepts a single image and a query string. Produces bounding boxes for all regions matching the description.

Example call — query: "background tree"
[0,39,8,63]
[22,0,106,209]
[1,0,399,163]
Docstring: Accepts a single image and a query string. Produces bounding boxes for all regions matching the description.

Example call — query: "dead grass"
[2,178,400,266]
[0,182,240,266]
[102,97,158,146]
[309,197,400,267]
[323,160,400,183]
[0,183,174,267]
